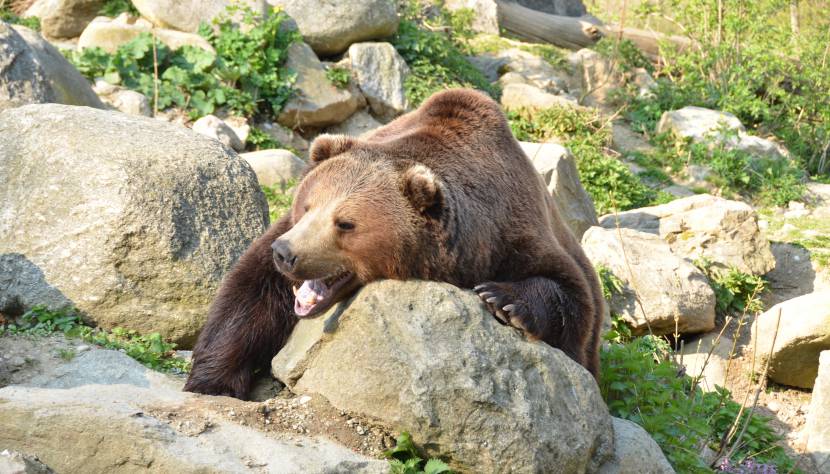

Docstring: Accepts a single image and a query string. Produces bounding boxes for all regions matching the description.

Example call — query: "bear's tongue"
[293,279,331,317]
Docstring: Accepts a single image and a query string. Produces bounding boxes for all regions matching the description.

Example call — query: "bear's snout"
[272,239,297,272]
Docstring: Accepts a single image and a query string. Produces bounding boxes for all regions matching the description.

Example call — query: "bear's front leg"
[184,215,296,400]
[474,276,595,377]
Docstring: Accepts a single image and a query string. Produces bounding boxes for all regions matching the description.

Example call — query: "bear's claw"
[474,281,532,332]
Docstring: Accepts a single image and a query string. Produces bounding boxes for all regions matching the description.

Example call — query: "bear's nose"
[271,239,297,271]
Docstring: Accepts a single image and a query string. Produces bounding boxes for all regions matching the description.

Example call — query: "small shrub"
[695,258,766,315]
[1,305,189,373]
[66,5,298,119]
[98,0,139,17]
[384,432,452,474]
[247,126,282,151]
[601,336,798,472]
[325,66,350,89]
[58,348,76,361]
[507,106,658,214]
[0,4,40,30]
[391,3,498,106]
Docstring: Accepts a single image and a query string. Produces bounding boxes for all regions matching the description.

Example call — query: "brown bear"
[184,89,605,399]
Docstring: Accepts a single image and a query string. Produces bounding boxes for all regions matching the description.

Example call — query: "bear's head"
[271,134,444,318]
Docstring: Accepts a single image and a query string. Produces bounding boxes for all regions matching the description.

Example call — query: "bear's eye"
[335,220,355,232]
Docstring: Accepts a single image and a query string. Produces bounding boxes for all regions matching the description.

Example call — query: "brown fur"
[185,89,605,399]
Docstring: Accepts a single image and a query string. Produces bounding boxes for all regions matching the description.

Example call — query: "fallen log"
[495,1,692,58]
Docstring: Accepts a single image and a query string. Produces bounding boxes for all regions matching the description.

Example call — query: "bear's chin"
[292,271,359,318]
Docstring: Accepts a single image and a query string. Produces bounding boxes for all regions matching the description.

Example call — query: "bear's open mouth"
[292,271,356,318]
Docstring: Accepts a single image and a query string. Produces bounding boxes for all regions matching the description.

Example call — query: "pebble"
[9,356,25,367]
[767,401,780,413]
[76,345,91,353]
[299,395,311,405]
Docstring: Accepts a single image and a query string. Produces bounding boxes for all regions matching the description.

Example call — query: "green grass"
[65,5,298,119]
[262,182,295,223]
[98,0,139,16]
[507,106,658,214]
[2,305,190,373]
[325,66,350,89]
[760,210,830,269]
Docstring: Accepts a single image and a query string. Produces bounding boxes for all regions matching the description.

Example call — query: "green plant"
[325,66,350,89]
[98,0,139,16]
[601,336,797,472]
[262,181,295,223]
[0,3,40,30]
[247,126,281,151]
[507,106,658,214]
[66,5,298,119]
[694,258,766,315]
[2,305,190,373]
[58,348,77,361]
[391,3,498,106]
[596,264,624,301]
[384,432,452,474]
[594,37,652,73]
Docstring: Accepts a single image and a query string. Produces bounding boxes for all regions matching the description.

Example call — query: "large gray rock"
[348,42,409,120]
[192,114,244,151]
[1,23,104,112]
[750,291,830,388]
[657,106,789,161]
[241,149,306,187]
[0,450,53,474]
[24,0,104,39]
[132,0,266,33]
[0,104,268,346]
[257,120,310,157]
[495,47,569,93]
[444,0,587,34]
[606,418,675,474]
[577,48,624,108]
[272,280,615,473]
[324,109,382,137]
[0,348,386,474]
[268,0,398,56]
[501,83,578,111]
[519,142,598,238]
[78,14,215,53]
[599,194,775,275]
[277,42,361,129]
[582,226,716,336]
[806,351,830,470]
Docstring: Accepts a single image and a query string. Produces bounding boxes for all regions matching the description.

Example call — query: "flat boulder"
[519,141,597,238]
[269,0,398,56]
[0,345,386,474]
[324,109,383,137]
[1,22,104,112]
[750,291,830,388]
[0,104,268,347]
[582,226,716,336]
[277,42,361,129]
[241,149,306,187]
[272,280,615,473]
[599,194,775,275]
[501,83,578,111]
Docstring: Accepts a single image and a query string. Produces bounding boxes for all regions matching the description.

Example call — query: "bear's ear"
[402,165,442,215]
[309,134,358,163]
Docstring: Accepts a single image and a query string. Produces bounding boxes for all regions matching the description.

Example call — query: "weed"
[385,432,452,474]
[1,305,190,373]
[247,126,282,151]
[98,0,139,17]
[58,348,76,361]
[694,258,766,315]
[262,182,295,223]
[325,66,350,89]
[66,5,298,119]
